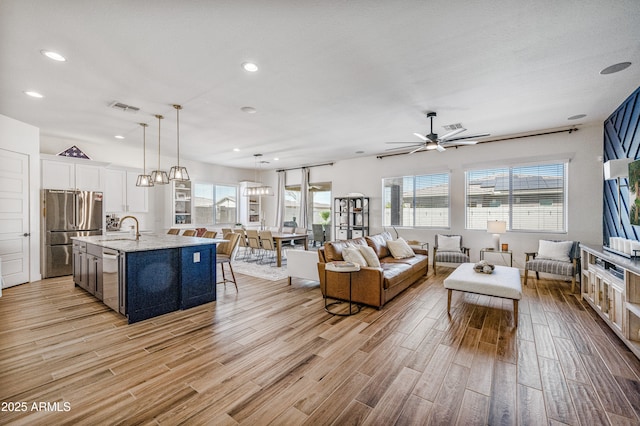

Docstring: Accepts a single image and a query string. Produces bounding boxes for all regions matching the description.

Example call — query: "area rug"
[230,260,289,281]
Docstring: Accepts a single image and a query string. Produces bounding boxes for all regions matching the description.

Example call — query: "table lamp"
[487,220,506,251]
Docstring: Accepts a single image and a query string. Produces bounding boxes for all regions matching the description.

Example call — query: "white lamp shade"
[604,158,633,180]
[487,220,506,234]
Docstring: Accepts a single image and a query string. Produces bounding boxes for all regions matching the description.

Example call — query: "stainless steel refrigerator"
[41,190,103,278]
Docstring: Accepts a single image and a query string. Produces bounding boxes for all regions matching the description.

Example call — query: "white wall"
[261,124,603,270]
[41,135,257,232]
[0,114,41,283]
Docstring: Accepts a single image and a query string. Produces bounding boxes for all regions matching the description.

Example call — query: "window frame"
[382,172,451,229]
[193,182,239,225]
[464,161,568,233]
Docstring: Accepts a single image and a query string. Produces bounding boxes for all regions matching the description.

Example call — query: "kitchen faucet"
[119,215,141,241]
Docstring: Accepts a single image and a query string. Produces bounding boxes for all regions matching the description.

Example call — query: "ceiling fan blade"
[412,132,428,141]
[435,144,446,152]
[441,140,479,146]
[385,144,422,152]
[439,127,466,141]
[385,141,423,144]
[409,145,426,154]
[446,133,490,142]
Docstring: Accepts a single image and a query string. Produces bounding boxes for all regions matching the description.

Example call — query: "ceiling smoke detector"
[109,101,140,113]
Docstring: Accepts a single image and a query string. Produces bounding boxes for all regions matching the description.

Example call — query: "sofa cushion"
[324,237,367,262]
[387,238,415,259]
[342,246,368,266]
[380,262,412,289]
[359,245,381,267]
[366,232,393,258]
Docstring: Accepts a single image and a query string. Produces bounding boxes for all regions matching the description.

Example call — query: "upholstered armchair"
[524,240,580,292]
[433,234,470,275]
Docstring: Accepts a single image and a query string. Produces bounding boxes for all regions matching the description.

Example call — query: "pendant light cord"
[174,104,182,167]
[156,114,163,170]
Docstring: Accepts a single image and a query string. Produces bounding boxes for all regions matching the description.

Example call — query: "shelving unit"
[239,181,262,227]
[333,196,369,240]
[173,181,192,225]
[581,244,640,358]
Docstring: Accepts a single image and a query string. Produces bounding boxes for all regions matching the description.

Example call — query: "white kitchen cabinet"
[41,158,105,191]
[104,169,148,213]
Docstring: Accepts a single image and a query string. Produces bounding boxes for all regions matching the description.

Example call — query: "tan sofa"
[317,232,429,309]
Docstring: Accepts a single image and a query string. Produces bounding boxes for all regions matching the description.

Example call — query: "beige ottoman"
[444,263,522,326]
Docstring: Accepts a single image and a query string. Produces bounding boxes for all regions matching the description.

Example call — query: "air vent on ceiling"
[443,123,464,131]
[109,101,140,113]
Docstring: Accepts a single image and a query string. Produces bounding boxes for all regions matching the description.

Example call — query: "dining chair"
[167,228,180,235]
[182,229,197,237]
[234,229,249,260]
[221,228,233,236]
[258,230,277,265]
[203,230,217,238]
[246,229,262,261]
[216,232,241,291]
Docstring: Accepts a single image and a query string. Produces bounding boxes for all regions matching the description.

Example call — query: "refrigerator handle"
[74,192,79,230]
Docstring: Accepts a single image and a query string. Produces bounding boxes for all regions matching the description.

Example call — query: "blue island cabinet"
[125,244,217,323]
[180,244,216,310]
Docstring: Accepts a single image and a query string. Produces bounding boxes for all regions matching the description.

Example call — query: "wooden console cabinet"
[581,244,640,359]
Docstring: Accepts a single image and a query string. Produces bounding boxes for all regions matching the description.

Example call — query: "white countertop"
[73,234,226,252]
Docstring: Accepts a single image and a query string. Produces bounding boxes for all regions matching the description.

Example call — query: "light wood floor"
[1,267,640,425]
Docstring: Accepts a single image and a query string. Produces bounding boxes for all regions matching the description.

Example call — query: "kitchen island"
[72,234,225,323]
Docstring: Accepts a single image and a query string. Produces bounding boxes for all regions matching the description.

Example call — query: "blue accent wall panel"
[603,86,640,245]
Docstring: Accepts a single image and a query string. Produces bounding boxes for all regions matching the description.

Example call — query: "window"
[382,173,450,228]
[285,182,332,226]
[465,162,567,232]
[194,183,237,224]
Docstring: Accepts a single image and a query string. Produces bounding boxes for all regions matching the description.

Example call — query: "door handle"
[23,233,31,237]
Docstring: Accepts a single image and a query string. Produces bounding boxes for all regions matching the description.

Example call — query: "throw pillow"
[387,238,415,259]
[438,235,461,252]
[342,246,368,266]
[359,245,381,267]
[537,240,573,262]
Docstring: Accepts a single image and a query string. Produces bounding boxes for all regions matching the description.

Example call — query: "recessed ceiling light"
[568,114,586,120]
[600,62,632,75]
[24,91,44,98]
[40,49,66,62]
[240,106,257,114]
[273,157,279,161]
[115,135,125,139]
[233,148,240,152]
[242,62,258,72]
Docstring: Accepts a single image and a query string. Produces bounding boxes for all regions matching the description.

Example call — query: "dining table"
[271,232,309,267]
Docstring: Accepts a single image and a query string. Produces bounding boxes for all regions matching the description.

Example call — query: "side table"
[324,262,361,316]
[480,248,513,267]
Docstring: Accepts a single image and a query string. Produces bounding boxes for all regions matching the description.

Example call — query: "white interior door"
[0,148,30,287]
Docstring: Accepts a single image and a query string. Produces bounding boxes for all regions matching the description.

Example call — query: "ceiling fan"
[386,112,489,154]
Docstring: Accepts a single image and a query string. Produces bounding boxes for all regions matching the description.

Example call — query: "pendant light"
[135,123,153,187]
[150,114,169,184]
[168,104,190,181]
[243,154,274,196]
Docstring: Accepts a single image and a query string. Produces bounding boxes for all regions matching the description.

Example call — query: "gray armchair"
[524,240,580,292]
[433,234,470,275]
